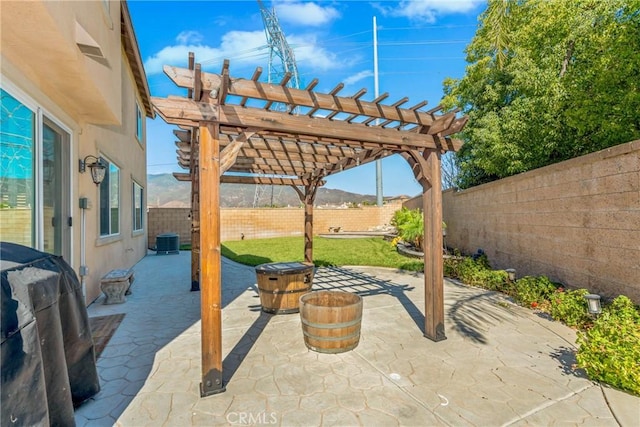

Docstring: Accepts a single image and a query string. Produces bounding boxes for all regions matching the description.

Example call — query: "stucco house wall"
[1,1,153,304]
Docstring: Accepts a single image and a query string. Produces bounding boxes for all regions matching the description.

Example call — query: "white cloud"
[175,30,203,45]
[288,33,339,71]
[374,0,484,23]
[343,70,373,86]
[144,29,345,77]
[144,30,268,75]
[273,1,340,26]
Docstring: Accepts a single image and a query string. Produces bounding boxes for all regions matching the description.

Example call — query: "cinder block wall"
[0,208,32,246]
[147,200,403,248]
[409,141,639,302]
[147,208,191,247]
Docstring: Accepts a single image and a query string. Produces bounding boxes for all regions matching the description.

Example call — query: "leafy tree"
[443,0,640,188]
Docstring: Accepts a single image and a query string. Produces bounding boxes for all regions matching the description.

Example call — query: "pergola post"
[199,122,225,396]
[401,149,446,342]
[421,149,446,341]
[303,185,314,264]
[190,129,200,291]
[291,180,320,264]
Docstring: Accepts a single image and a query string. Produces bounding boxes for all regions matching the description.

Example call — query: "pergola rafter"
[152,58,467,397]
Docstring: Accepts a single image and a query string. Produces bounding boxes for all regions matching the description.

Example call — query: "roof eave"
[121,0,155,118]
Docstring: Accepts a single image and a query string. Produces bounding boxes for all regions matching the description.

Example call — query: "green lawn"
[221,236,423,271]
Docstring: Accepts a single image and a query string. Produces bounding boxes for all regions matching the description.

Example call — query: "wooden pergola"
[152,56,467,396]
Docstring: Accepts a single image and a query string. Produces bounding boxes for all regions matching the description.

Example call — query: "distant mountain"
[147,174,382,208]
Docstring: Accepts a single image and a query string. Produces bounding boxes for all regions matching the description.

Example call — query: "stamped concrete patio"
[75,251,639,426]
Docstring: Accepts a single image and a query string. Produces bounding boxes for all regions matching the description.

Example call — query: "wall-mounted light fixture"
[584,294,602,315]
[79,155,106,185]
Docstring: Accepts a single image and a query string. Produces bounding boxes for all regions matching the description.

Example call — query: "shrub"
[576,296,640,396]
[391,207,448,253]
[548,288,591,328]
[471,250,491,269]
[397,216,424,251]
[390,207,413,229]
[391,208,424,251]
[443,256,462,277]
[448,257,508,292]
[512,276,556,307]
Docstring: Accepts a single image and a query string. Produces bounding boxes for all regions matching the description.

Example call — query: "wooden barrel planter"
[299,291,363,353]
[255,262,314,314]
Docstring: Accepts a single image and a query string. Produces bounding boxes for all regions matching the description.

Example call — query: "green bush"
[443,256,462,278]
[391,207,424,251]
[576,296,640,396]
[512,276,556,307]
[446,256,508,292]
[390,207,413,229]
[391,207,448,253]
[548,288,591,328]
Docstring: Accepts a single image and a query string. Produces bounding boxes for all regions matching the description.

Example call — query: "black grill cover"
[1,242,100,426]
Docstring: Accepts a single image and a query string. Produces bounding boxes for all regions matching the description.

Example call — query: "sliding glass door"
[1,88,71,260]
[42,118,70,258]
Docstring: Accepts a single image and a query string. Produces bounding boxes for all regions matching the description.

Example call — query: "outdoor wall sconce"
[584,294,602,315]
[79,155,106,185]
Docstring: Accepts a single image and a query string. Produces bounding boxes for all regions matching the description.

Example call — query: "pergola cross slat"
[152,59,467,397]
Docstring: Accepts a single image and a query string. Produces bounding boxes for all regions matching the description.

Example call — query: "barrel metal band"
[302,330,361,341]
[301,317,361,329]
[307,344,358,354]
[259,287,310,295]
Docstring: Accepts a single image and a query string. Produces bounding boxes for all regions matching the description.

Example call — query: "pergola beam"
[236,147,342,164]
[221,132,360,157]
[174,129,191,142]
[221,175,324,186]
[219,128,257,174]
[174,172,324,188]
[163,65,440,127]
[227,163,311,176]
[161,66,471,137]
[153,97,448,150]
[173,172,191,181]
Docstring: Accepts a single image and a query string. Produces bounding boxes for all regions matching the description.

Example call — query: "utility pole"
[374,16,383,206]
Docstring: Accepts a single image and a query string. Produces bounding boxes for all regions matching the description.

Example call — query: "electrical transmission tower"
[254,0,301,207]
[257,0,301,92]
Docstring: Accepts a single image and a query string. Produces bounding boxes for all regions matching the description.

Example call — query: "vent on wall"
[156,233,179,255]
[75,21,108,65]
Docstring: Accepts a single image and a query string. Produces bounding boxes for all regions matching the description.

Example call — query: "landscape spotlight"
[584,294,602,315]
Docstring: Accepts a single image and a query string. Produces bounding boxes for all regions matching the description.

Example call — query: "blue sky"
[128,0,486,197]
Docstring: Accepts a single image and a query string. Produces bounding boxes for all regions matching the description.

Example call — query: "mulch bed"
[89,313,125,359]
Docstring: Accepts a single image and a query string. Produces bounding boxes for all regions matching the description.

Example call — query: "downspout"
[79,197,89,299]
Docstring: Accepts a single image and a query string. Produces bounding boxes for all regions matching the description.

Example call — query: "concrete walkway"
[75,252,639,426]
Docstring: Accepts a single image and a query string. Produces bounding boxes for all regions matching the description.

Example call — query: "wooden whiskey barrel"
[255,262,314,314]
[299,291,363,353]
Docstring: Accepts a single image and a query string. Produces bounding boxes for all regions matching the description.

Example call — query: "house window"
[132,181,143,231]
[99,158,119,236]
[0,88,35,247]
[135,102,143,142]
